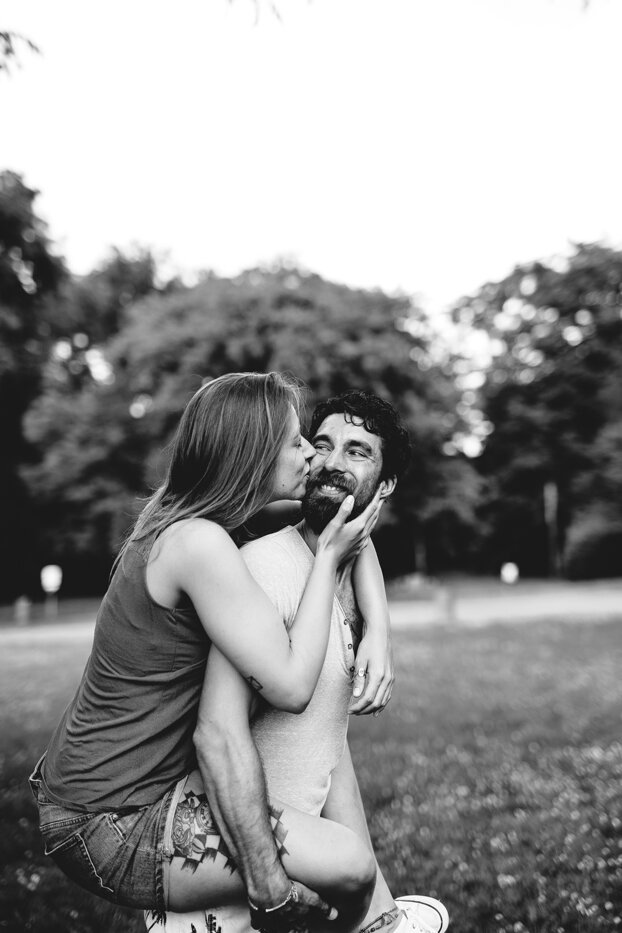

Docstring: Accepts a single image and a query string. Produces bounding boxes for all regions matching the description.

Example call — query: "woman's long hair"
[119,371,302,560]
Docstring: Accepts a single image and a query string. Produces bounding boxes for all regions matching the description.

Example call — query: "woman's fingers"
[350,678,382,713]
[351,666,367,699]
[361,670,393,714]
[331,495,354,526]
[349,664,391,714]
[321,488,384,568]
[347,490,383,544]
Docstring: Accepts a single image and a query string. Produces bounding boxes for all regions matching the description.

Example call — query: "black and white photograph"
[1,2,622,932]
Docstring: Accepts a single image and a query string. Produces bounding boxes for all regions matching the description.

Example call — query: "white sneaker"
[394,895,450,933]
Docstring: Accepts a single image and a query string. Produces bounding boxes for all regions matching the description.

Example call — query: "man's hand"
[349,627,394,716]
[250,881,338,932]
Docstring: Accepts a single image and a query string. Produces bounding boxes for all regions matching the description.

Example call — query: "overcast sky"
[3,0,622,315]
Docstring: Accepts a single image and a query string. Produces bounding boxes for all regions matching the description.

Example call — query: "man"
[151,392,448,933]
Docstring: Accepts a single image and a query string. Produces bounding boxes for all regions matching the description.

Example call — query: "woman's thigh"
[166,770,373,911]
[31,769,170,910]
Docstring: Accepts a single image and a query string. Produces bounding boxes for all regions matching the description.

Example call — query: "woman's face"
[271,406,314,501]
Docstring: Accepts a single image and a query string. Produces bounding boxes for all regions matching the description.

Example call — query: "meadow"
[1,608,621,933]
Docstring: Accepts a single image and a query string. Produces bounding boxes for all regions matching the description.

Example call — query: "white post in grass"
[41,565,63,620]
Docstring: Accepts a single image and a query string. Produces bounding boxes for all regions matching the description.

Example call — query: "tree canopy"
[0,171,66,595]
[3,176,621,596]
[452,243,622,576]
[22,264,480,592]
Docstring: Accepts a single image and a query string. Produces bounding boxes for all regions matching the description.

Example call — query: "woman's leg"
[165,769,376,928]
[320,745,399,933]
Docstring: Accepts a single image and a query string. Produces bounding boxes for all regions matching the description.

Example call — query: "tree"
[0,31,38,73]
[45,245,173,391]
[452,243,622,576]
[0,170,66,598]
[0,180,165,598]
[17,247,174,593]
[25,265,479,588]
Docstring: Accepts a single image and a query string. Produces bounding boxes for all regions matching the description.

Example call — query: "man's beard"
[301,468,378,534]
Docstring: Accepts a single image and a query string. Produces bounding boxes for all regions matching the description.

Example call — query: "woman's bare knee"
[331,838,376,898]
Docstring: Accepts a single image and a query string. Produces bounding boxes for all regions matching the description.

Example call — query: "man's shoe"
[395,895,449,933]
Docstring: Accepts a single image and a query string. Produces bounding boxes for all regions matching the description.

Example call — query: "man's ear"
[378,476,396,499]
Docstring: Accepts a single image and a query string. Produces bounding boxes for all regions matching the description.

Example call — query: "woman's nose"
[302,438,315,460]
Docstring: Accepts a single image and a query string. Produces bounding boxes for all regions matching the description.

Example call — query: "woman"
[29,372,389,927]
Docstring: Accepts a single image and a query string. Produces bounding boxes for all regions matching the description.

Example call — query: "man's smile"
[307,470,355,499]
[318,483,347,497]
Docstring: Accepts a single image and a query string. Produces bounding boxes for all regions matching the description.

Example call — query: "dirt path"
[1,581,620,643]
[388,580,622,628]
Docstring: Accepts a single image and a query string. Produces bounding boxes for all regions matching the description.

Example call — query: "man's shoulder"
[241,525,311,584]
[241,524,305,561]
[241,525,310,611]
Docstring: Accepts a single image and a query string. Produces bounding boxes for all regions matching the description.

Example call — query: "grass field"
[1,611,622,933]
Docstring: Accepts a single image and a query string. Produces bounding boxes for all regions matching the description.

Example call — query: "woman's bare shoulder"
[147,519,247,608]
[150,518,242,596]
[162,517,235,556]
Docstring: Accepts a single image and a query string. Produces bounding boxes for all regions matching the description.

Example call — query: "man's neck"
[298,520,319,555]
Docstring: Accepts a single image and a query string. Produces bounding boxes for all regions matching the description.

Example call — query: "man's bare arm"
[194,647,335,927]
[193,648,289,905]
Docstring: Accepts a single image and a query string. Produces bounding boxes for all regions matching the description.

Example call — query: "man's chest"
[335,576,363,644]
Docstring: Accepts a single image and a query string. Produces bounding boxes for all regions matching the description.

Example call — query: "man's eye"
[314,443,329,453]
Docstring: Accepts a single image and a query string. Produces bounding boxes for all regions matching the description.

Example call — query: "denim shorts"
[28,757,187,912]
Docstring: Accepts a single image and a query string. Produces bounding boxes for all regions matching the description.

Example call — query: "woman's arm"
[175,492,382,713]
[348,542,394,716]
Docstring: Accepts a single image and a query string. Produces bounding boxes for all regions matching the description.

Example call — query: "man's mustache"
[306,470,356,494]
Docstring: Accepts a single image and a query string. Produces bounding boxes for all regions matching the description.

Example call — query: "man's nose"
[324,448,346,472]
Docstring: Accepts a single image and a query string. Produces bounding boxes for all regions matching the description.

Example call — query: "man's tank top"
[242,525,357,817]
[42,538,210,811]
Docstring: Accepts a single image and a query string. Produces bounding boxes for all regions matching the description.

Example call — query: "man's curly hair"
[309,391,411,481]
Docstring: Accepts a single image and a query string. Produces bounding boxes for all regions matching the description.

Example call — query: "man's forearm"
[196,720,291,907]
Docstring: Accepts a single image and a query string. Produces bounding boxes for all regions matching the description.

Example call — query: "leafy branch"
[0,30,40,73]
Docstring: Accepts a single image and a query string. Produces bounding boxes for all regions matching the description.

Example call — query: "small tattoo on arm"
[268,803,289,856]
[247,675,264,692]
[360,908,401,933]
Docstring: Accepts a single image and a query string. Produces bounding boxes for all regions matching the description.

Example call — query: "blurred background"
[1,3,622,931]
[2,0,622,603]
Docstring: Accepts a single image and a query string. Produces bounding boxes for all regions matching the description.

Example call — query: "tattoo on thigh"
[268,803,289,856]
[205,915,222,933]
[146,911,223,933]
[360,907,401,933]
[172,788,235,874]
[247,675,264,692]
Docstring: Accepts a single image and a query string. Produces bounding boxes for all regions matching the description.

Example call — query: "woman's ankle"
[360,905,403,933]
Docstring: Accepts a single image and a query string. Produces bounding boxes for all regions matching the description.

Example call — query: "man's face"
[302,413,387,533]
